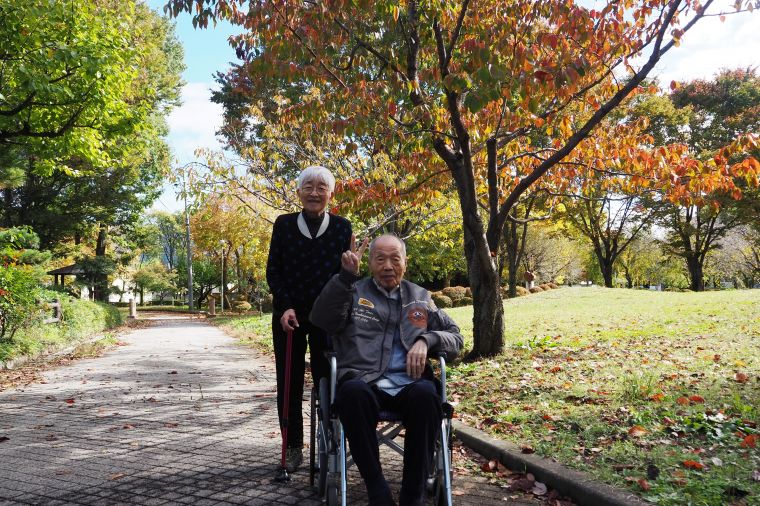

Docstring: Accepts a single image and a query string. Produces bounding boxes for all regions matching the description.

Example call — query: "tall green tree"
[635,69,760,290]
[1,1,184,300]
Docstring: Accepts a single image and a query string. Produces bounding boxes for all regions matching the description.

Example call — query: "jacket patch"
[358,297,375,308]
[407,307,428,329]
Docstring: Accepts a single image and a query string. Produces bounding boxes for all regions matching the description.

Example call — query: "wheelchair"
[309,352,454,505]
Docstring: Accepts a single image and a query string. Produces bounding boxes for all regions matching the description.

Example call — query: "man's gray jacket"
[309,271,464,384]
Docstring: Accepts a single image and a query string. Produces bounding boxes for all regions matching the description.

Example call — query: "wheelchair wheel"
[317,377,330,497]
[309,386,317,488]
[430,420,453,506]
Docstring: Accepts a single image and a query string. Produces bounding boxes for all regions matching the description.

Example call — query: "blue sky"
[148,1,760,213]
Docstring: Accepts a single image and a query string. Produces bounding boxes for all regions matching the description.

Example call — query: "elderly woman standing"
[266,165,353,472]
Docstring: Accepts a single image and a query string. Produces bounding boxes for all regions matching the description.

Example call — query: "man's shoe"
[285,447,303,471]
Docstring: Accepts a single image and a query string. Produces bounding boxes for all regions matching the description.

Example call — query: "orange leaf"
[628,425,647,437]
[740,435,757,448]
[649,393,664,402]
[676,396,689,405]
[64,398,75,404]
[689,395,705,403]
[637,478,651,491]
[682,460,704,470]
[549,366,562,373]
[735,372,749,383]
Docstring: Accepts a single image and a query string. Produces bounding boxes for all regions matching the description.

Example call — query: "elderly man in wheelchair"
[310,234,463,506]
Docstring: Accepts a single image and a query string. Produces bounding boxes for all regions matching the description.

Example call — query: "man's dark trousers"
[272,311,329,449]
[336,378,442,504]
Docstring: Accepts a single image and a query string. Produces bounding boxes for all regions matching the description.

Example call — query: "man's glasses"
[300,185,330,195]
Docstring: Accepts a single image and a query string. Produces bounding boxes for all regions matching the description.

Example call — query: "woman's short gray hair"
[297,165,336,193]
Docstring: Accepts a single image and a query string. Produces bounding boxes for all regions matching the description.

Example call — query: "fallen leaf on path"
[452,490,465,496]
[163,423,178,428]
[64,398,75,404]
[510,477,535,492]
[0,436,8,442]
[481,460,498,473]
[531,481,548,495]
[109,473,126,480]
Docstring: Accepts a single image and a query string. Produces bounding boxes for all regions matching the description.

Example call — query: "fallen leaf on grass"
[735,372,749,383]
[649,393,664,402]
[688,395,705,403]
[740,434,757,448]
[676,396,689,405]
[628,425,647,437]
[683,460,704,470]
[637,479,651,491]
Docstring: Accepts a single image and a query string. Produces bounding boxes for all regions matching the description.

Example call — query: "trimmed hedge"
[431,293,453,308]
[0,292,123,362]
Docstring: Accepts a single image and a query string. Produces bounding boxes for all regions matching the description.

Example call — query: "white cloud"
[649,12,759,86]
[166,82,225,164]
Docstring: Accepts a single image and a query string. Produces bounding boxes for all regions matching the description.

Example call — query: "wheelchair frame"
[309,353,454,506]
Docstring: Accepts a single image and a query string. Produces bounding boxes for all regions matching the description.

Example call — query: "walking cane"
[275,327,294,482]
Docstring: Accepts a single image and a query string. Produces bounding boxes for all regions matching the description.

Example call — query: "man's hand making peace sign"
[341,234,369,275]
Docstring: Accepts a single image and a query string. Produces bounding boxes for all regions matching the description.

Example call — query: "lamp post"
[182,170,194,311]
[219,239,226,312]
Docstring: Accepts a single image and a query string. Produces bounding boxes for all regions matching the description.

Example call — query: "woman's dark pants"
[272,312,329,449]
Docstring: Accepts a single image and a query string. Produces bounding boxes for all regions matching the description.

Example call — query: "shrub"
[459,296,473,306]
[1,293,122,362]
[431,292,453,308]
[442,286,467,301]
[234,301,252,312]
[465,287,472,297]
[529,286,544,293]
[0,263,45,340]
[515,286,529,296]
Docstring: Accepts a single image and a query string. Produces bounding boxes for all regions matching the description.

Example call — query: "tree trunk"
[686,255,705,291]
[462,222,504,359]
[93,224,109,302]
[600,259,614,288]
[505,221,519,298]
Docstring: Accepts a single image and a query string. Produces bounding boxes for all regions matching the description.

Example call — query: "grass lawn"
[213,287,759,505]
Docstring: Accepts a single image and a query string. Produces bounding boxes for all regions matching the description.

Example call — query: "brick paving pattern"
[0,315,533,505]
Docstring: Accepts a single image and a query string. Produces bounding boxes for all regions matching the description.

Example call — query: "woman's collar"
[297,211,330,239]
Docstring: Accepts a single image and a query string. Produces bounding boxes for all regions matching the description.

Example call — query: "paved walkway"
[0,316,535,505]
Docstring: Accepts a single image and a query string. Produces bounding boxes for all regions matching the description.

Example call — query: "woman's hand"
[280,309,298,331]
[341,234,369,275]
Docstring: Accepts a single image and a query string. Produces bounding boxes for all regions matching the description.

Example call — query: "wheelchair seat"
[309,353,453,506]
